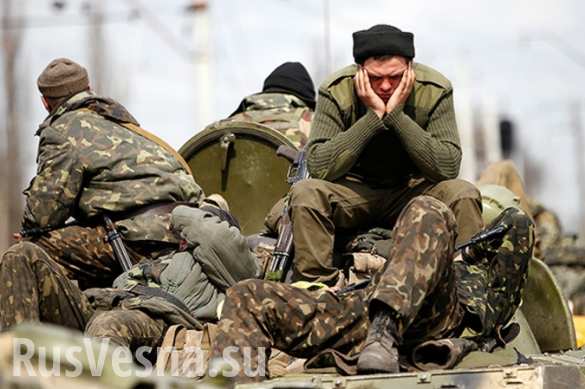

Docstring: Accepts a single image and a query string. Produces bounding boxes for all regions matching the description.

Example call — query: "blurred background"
[1,0,584,249]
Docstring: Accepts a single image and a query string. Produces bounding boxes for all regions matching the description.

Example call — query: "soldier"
[282,24,483,284]
[224,61,315,148]
[0,205,259,351]
[211,196,535,381]
[7,57,203,290]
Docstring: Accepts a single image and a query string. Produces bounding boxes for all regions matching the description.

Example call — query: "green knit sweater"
[306,63,461,186]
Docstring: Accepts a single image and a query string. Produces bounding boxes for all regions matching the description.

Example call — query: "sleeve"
[382,90,461,182]
[306,89,385,181]
[21,127,85,229]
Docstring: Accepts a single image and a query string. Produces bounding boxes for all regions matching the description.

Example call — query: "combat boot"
[357,311,400,374]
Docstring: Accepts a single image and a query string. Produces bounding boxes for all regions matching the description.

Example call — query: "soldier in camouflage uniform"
[0,205,259,352]
[221,61,315,148]
[211,196,534,381]
[4,58,203,290]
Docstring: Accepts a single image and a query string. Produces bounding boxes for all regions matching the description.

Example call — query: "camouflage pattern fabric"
[0,242,93,331]
[366,196,463,344]
[0,241,173,350]
[31,224,152,289]
[228,93,312,148]
[86,309,166,350]
[210,279,369,381]
[22,90,203,238]
[454,207,534,337]
[212,196,534,380]
[16,90,204,287]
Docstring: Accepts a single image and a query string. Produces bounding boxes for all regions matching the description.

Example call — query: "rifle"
[336,222,512,292]
[103,215,134,272]
[20,215,133,272]
[264,146,310,282]
[455,224,510,251]
[19,220,79,238]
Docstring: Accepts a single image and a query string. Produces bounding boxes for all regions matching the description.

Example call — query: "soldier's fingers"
[359,69,367,95]
[354,69,364,96]
[406,68,416,95]
[363,70,374,95]
[408,65,415,86]
[394,71,407,96]
[401,71,412,98]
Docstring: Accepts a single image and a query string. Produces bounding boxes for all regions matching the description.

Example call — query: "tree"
[1,0,25,247]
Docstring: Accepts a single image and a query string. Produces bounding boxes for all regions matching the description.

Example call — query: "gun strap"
[130,284,191,314]
[122,122,193,176]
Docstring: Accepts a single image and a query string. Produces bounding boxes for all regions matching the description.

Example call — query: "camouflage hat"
[37,58,89,98]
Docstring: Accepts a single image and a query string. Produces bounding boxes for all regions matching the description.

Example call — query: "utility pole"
[85,0,105,93]
[1,0,25,247]
[323,0,331,74]
[190,0,211,129]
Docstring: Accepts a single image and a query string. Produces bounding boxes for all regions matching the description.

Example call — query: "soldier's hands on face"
[355,67,386,119]
[385,62,415,114]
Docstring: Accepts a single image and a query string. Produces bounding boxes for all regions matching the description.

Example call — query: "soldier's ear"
[41,96,50,112]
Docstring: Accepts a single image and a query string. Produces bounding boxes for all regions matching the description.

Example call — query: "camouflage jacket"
[23,91,204,242]
[228,92,312,148]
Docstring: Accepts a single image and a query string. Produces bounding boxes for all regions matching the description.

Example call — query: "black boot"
[357,311,400,374]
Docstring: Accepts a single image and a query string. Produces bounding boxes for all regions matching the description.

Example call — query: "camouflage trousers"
[30,224,149,289]
[213,196,534,379]
[0,241,165,351]
[276,177,483,284]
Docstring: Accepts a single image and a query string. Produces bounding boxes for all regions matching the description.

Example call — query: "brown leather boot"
[357,312,400,374]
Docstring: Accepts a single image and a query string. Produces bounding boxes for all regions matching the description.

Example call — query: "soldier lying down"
[210,195,534,382]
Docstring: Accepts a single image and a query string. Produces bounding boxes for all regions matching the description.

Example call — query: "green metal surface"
[520,257,577,352]
[179,121,297,235]
[238,364,585,389]
[457,309,540,369]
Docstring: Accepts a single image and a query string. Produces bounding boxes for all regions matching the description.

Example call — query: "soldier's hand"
[385,62,415,114]
[355,67,386,119]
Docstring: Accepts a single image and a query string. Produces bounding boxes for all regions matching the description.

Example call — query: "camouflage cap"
[37,58,89,98]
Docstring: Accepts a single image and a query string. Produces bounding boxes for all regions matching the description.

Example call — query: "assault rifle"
[264,146,310,282]
[20,216,133,272]
[336,221,512,294]
[455,224,510,251]
[103,215,134,272]
[19,220,79,238]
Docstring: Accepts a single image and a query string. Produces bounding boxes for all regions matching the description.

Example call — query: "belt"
[111,201,197,222]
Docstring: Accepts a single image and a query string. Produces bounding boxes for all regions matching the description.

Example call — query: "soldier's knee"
[289,178,330,209]
[430,179,481,206]
[403,196,456,231]
[86,309,139,347]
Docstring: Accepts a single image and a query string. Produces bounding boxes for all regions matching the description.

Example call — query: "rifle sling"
[122,122,193,176]
[129,284,192,314]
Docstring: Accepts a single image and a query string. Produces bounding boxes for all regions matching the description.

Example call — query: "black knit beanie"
[262,62,316,110]
[353,24,415,64]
